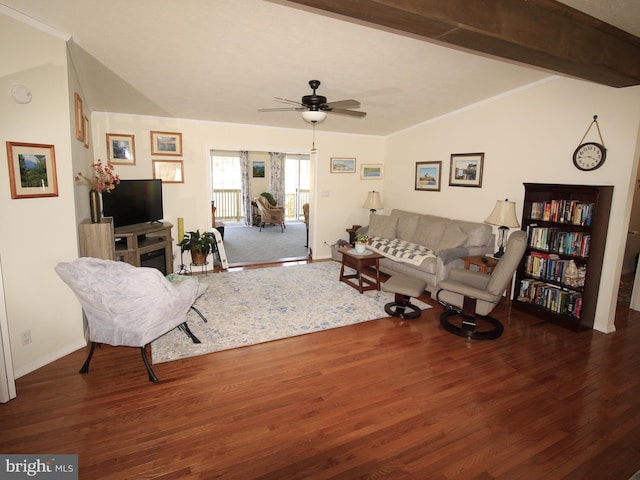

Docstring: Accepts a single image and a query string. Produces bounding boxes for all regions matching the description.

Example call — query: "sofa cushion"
[368,213,398,238]
[411,217,446,250]
[435,223,467,252]
[396,214,420,242]
[453,220,493,247]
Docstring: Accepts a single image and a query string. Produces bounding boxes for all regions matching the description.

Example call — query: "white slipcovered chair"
[55,257,207,382]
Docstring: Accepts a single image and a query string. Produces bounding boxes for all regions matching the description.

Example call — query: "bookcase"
[512,183,613,331]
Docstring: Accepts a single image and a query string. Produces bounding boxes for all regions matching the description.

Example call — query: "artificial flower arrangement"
[355,233,371,244]
[75,160,120,192]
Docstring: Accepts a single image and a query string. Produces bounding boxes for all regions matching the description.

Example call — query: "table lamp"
[363,191,383,213]
[485,198,520,258]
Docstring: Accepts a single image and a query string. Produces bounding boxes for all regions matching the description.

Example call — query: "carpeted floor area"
[221,221,309,265]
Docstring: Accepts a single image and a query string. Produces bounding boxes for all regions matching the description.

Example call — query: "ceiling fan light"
[302,110,327,123]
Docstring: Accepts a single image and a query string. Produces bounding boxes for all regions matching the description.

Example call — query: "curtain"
[239,151,252,226]
[269,152,286,206]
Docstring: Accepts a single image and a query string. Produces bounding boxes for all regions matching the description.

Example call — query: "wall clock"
[573,115,607,171]
[573,142,607,171]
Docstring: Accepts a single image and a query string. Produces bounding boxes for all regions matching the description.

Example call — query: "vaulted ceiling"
[2,0,639,136]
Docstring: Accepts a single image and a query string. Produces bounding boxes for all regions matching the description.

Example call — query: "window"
[210,151,243,221]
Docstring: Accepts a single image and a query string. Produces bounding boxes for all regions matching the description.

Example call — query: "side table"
[461,255,511,303]
[339,247,384,293]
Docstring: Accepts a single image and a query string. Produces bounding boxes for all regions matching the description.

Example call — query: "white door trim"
[0,256,16,402]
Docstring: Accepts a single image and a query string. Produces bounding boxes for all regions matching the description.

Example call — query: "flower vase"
[355,243,366,254]
[89,189,102,223]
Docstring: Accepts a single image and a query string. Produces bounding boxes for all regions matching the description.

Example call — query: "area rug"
[151,261,430,363]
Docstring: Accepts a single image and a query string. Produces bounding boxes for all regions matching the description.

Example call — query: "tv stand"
[79,218,173,275]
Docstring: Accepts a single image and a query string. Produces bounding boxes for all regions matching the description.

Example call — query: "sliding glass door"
[285,154,310,221]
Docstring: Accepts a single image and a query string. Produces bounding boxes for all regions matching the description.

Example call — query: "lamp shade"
[363,191,383,211]
[301,110,327,123]
[485,199,520,228]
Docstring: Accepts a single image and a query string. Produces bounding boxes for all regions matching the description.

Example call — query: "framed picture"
[252,161,265,178]
[150,131,182,156]
[415,161,442,191]
[6,142,58,199]
[83,115,90,149]
[361,164,384,180]
[74,93,83,141]
[449,152,484,188]
[330,157,356,173]
[106,133,136,165]
[153,160,184,183]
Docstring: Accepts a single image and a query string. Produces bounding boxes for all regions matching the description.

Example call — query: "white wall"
[0,14,86,377]
[91,112,386,269]
[386,77,640,333]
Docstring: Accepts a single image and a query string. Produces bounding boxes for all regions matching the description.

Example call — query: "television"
[102,179,164,228]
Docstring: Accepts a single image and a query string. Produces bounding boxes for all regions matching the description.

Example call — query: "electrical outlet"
[21,329,31,346]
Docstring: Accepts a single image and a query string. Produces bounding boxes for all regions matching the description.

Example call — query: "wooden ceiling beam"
[286,0,640,87]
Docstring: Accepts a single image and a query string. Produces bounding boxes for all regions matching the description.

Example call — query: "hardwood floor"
[2,265,640,479]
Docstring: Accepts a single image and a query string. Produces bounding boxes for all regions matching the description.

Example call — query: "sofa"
[358,209,495,293]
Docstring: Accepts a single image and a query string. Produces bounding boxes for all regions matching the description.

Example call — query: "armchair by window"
[255,196,285,232]
[302,203,309,247]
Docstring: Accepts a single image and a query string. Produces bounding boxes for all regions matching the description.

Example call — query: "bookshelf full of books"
[513,183,613,331]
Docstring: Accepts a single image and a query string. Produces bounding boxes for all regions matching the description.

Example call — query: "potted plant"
[179,229,215,265]
[354,233,371,254]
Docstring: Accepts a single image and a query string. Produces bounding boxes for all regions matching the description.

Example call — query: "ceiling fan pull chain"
[311,122,317,151]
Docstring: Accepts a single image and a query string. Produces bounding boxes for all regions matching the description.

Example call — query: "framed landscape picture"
[74,93,84,141]
[330,157,356,173]
[106,133,136,165]
[361,164,383,180]
[153,160,184,183]
[83,115,90,148]
[449,152,484,188]
[252,161,265,177]
[6,142,58,199]
[150,131,182,156]
[415,161,441,191]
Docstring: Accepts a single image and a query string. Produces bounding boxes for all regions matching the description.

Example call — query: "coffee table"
[338,247,384,293]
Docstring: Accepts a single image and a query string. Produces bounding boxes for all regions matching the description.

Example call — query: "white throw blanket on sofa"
[367,236,436,266]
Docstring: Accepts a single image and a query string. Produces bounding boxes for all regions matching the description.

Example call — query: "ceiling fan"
[259,80,366,123]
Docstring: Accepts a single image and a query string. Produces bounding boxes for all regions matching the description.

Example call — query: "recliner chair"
[433,230,527,340]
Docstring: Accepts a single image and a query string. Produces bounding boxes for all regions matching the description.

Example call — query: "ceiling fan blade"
[328,108,367,117]
[274,97,303,107]
[258,107,300,112]
[324,99,361,109]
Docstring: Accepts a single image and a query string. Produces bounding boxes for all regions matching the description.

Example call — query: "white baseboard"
[14,339,87,379]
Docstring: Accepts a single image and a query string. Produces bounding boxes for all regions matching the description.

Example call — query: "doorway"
[210,150,311,265]
[0,257,16,403]
[622,175,640,308]
[285,154,310,221]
